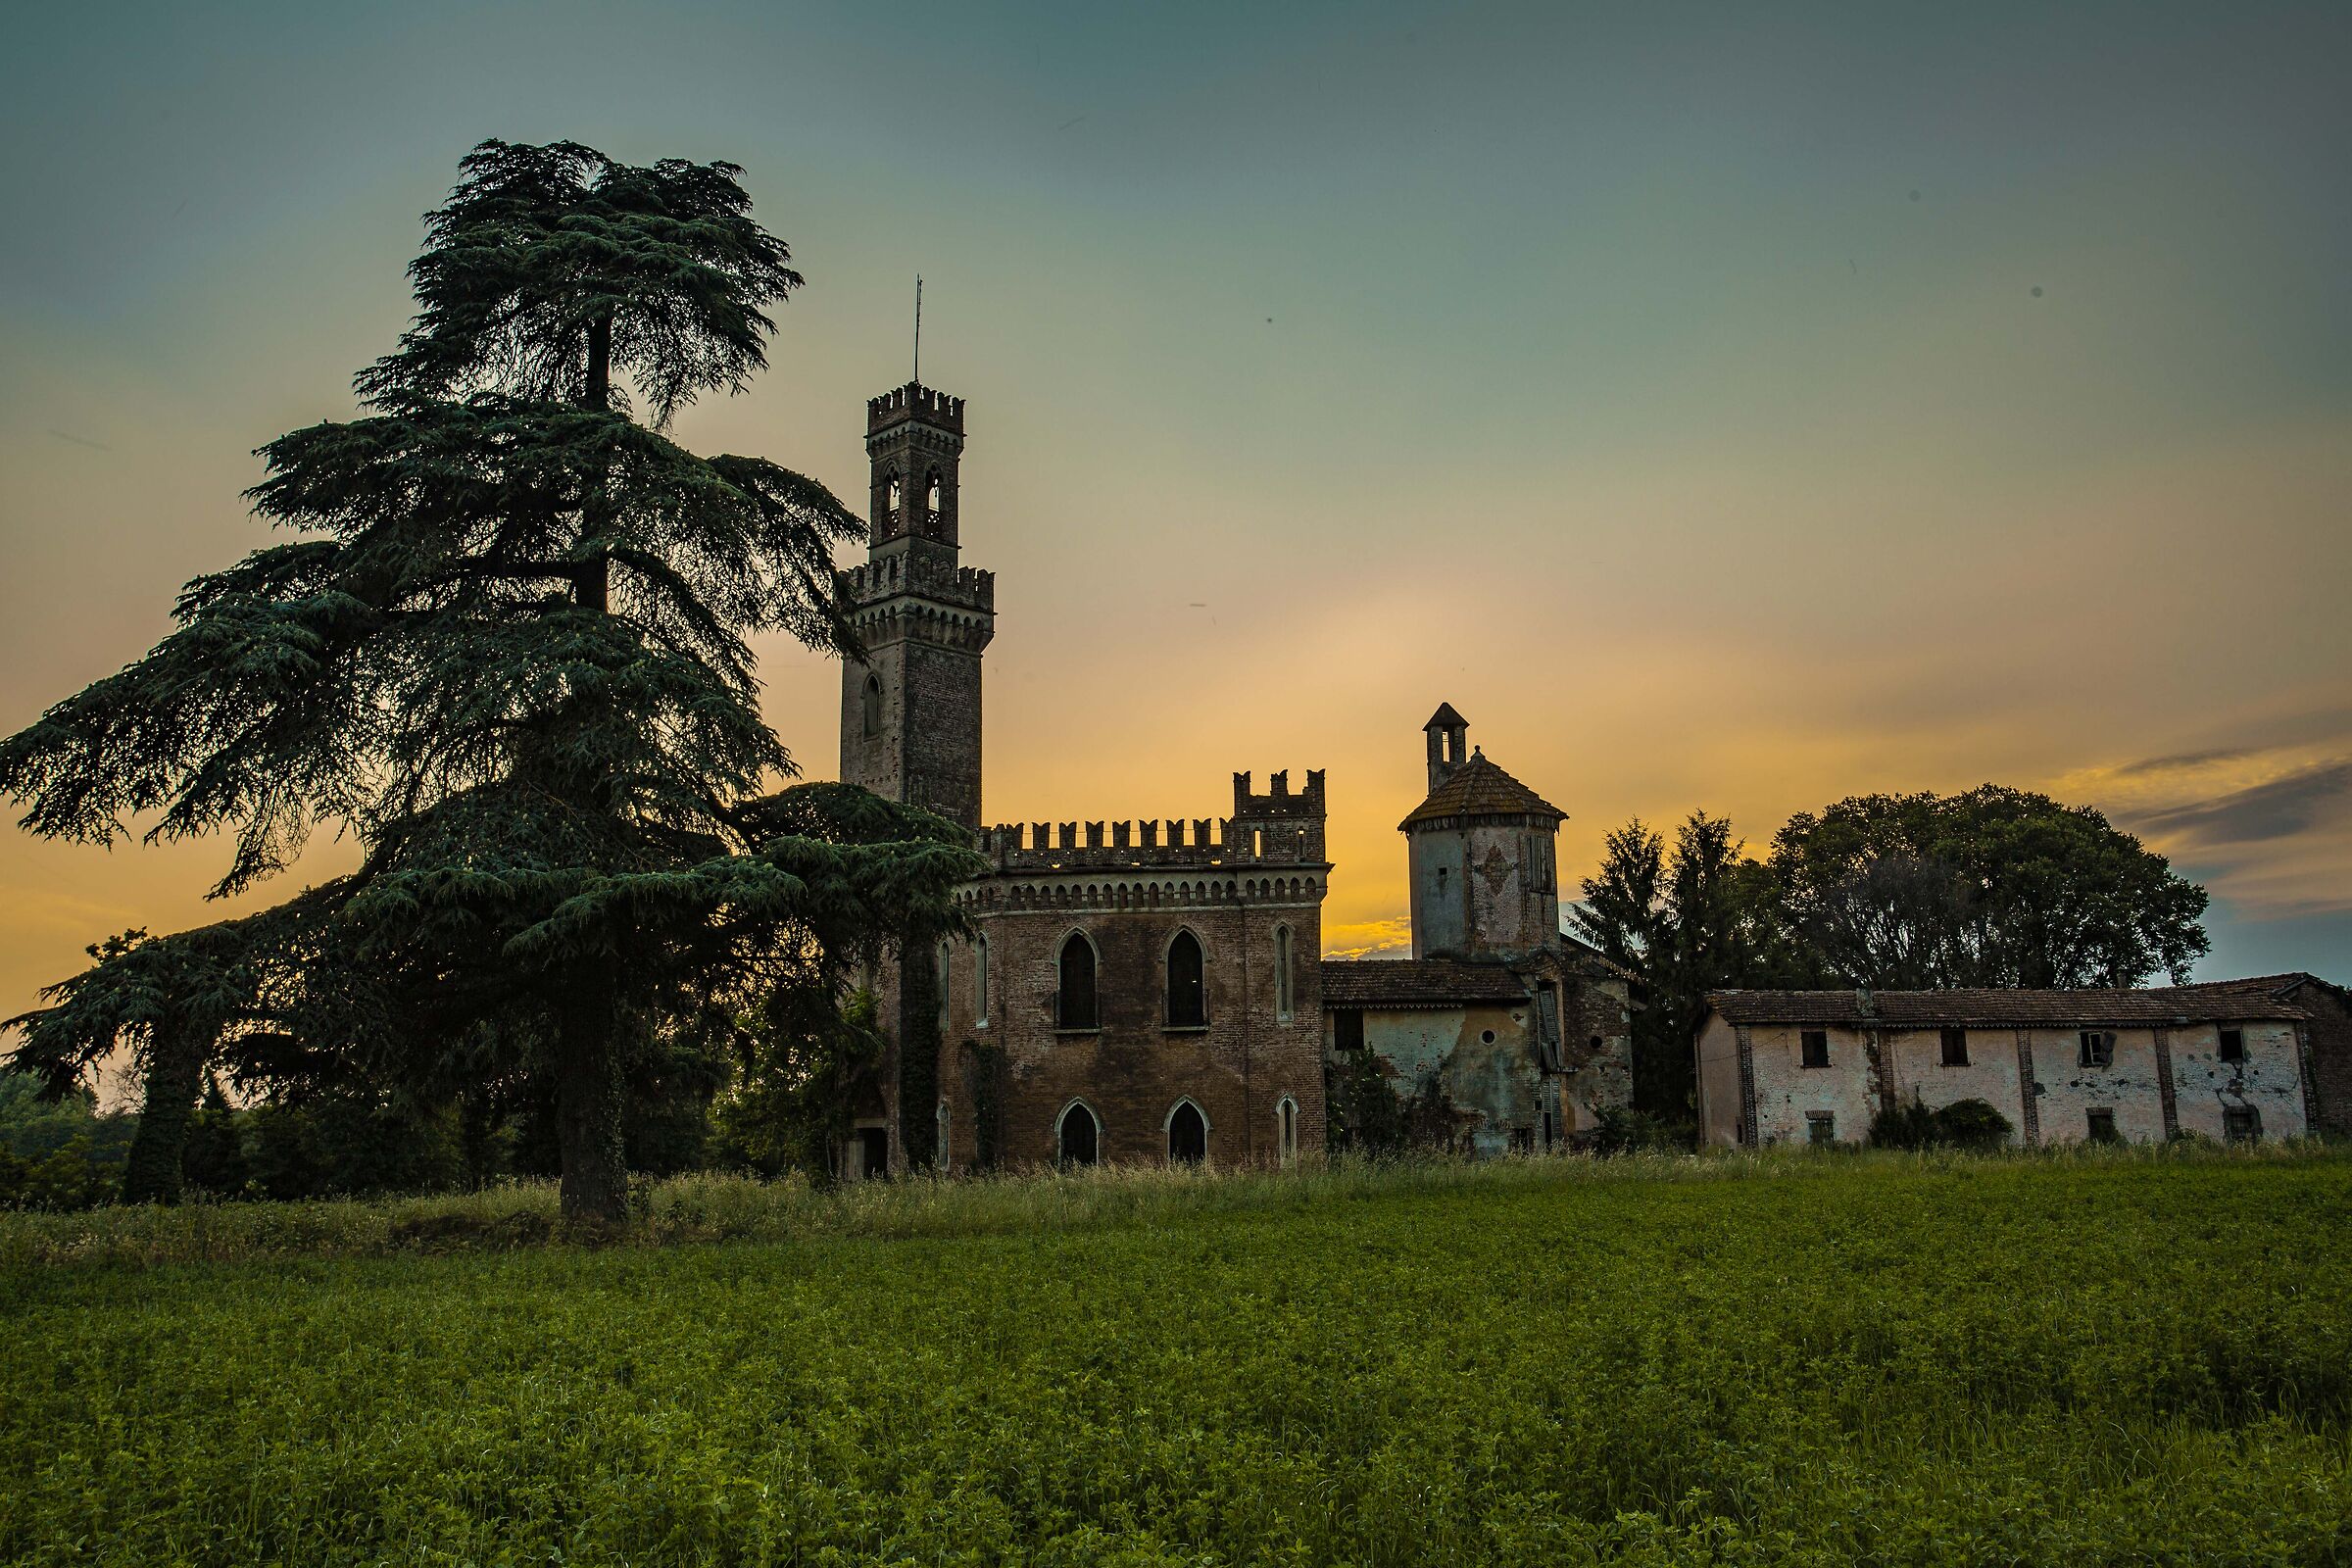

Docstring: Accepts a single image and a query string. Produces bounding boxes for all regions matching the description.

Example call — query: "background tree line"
[1569,784,2210,1120]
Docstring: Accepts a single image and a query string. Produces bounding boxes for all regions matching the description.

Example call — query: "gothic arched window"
[886,471,903,521]
[1167,930,1205,1027]
[860,674,882,738]
[924,470,943,530]
[1167,1100,1206,1164]
[1277,1095,1298,1165]
[973,935,990,1027]
[1058,1101,1100,1166]
[1058,932,1098,1030]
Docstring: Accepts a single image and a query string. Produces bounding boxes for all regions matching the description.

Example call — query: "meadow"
[3,1148,2348,1565]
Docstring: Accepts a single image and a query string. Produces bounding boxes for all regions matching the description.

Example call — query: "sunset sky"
[3,1,2348,1051]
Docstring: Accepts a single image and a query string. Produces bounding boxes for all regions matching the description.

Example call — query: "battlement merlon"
[867,381,965,437]
[836,561,996,614]
[1233,768,1327,818]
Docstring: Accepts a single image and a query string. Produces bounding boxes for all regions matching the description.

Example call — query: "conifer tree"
[0,142,982,1220]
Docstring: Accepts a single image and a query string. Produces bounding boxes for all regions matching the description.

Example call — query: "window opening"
[2079,1030,2115,1069]
[2218,1028,2244,1062]
[1274,926,1294,1019]
[860,674,882,738]
[2085,1107,2119,1144]
[936,941,952,1031]
[1801,1029,1830,1068]
[1277,1097,1298,1165]
[1806,1111,1835,1147]
[1059,933,1098,1029]
[1167,930,1206,1027]
[1058,1102,1099,1166]
[935,1101,950,1170]
[2224,1104,2261,1143]
[1334,1009,1365,1053]
[855,1125,888,1180]
[1940,1026,1969,1066]
[974,936,989,1026]
[1167,1101,1207,1164]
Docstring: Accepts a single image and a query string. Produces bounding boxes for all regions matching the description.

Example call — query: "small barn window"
[2085,1107,2119,1143]
[860,674,883,738]
[1167,1101,1207,1164]
[1807,1111,1835,1146]
[1274,925,1294,1019]
[2224,1104,2261,1143]
[2218,1028,2244,1062]
[1057,1102,1100,1166]
[1334,1008,1365,1053]
[2079,1030,2115,1069]
[1801,1029,1830,1068]
[1059,933,1099,1030]
[1940,1027,1969,1066]
[1167,930,1206,1027]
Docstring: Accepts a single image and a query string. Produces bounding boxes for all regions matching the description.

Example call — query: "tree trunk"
[121,1024,204,1204]
[555,984,629,1227]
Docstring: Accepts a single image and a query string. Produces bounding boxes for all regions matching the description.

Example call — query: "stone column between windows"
[1735,1025,1758,1148]
[2153,1024,2180,1140]
[2014,1027,2040,1147]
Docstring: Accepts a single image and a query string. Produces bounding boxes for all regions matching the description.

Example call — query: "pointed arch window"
[1058,932,1098,1030]
[924,470,943,530]
[1167,1100,1207,1164]
[1058,1101,1100,1166]
[1273,925,1294,1020]
[973,935,990,1027]
[936,941,953,1031]
[1277,1095,1299,1165]
[860,674,883,738]
[885,470,904,523]
[1167,930,1206,1028]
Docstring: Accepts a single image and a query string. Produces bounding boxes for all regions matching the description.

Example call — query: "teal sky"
[3,2,2348,1033]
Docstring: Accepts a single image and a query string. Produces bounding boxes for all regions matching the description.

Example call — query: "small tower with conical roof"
[1399,705,1566,961]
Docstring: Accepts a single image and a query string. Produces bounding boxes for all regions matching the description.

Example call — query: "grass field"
[4,1149,2348,1565]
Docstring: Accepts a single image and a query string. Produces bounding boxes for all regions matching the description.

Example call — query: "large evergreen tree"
[0,141,982,1219]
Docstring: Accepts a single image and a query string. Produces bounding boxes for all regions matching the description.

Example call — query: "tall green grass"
[3,1148,2347,1564]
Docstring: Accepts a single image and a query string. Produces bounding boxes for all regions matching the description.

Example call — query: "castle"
[833,379,1635,1176]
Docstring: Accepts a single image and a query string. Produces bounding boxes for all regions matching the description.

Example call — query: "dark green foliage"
[898,949,941,1174]
[1572,812,1810,1116]
[1869,1096,2016,1152]
[1772,785,2209,989]
[708,988,888,1184]
[964,1038,1004,1172]
[1590,1104,1690,1154]
[0,142,982,1221]
[1324,1051,1465,1155]
[3,1155,2347,1562]
[177,1076,248,1196]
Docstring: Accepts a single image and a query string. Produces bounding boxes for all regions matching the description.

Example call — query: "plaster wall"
[1694,1014,1744,1148]
[1745,1023,1880,1146]
[1883,1027,2027,1140]
[2031,1027,2167,1145]
[2168,1020,2308,1141]
[1349,1002,1551,1156]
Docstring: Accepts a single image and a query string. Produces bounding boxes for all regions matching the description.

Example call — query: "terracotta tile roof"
[1706,982,2311,1029]
[1397,751,1566,830]
[1560,932,1643,987]
[1321,958,1531,1008]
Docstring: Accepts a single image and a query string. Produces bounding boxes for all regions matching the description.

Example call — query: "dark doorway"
[1059,1103,1100,1165]
[1168,1101,1207,1163]
[1167,931,1205,1026]
[1058,934,1098,1029]
[855,1126,888,1180]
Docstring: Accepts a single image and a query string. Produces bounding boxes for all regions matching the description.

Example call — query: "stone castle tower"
[838,382,995,830]
[1400,704,1566,962]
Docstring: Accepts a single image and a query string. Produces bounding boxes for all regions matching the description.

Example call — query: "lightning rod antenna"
[913,274,922,387]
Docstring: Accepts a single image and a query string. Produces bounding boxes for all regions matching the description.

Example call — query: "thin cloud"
[2135,759,2352,847]
[2113,747,2253,777]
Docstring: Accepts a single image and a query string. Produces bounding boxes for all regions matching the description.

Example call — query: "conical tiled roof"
[1398,749,1566,830]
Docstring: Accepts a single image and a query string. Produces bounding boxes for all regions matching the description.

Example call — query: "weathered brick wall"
[899,639,983,830]
[2295,984,2352,1139]
[934,876,1326,1170]
[1560,974,1634,1134]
